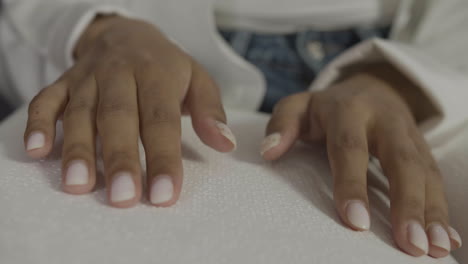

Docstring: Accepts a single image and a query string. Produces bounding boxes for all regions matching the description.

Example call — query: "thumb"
[261,92,311,161]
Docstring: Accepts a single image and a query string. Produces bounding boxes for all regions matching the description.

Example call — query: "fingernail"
[65,160,89,186]
[150,174,174,205]
[26,131,45,150]
[407,220,429,254]
[260,133,281,156]
[345,200,370,230]
[428,224,451,252]
[110,172,135,203]
[448,226,462,249]
[215,121,237,149]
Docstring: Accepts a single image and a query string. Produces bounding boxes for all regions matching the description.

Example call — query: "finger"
[186,61,236,153]
[411,130,457,257]
[61,76,98,194]
[327,110,371,231]
[261,92,311,161]
[24,79,68,158]
[96,68,142,208]
[375,122,428,257]
[448,227,463,251]
[136,69,183,207]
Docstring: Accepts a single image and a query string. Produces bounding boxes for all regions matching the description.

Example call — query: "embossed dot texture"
[0,108,465,264]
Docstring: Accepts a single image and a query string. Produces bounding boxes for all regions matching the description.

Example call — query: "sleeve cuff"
[47,2,134,70]
[310,38,468,148]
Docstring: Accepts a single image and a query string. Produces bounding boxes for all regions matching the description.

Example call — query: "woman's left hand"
[261,65,462,258]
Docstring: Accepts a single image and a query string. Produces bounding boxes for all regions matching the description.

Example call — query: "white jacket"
[1,0,467,148]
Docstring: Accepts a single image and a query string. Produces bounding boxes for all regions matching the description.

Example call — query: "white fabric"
[0,1,134,104]
[215,0,400,32]
[0,107,464,264]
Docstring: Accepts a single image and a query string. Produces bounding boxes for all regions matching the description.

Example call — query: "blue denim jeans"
[0,94,13,121]
[220,27,390,113]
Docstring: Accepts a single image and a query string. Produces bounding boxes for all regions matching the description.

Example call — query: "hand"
[261,64,462,258]
[24,16,236,208]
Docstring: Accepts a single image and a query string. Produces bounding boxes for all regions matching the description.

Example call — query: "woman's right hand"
[24,16,236,208]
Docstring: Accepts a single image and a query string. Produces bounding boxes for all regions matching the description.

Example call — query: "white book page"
[0,107,461,264]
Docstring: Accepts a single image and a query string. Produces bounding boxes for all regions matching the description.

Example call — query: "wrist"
[74,15,165,60]
[74,15,129,59]
[343,63,439,124]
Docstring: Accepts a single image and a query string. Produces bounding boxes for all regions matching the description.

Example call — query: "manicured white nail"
[65,160,89,186]
[428,224,451,252]
[407,221,429,254]
[150,175,174,205]
[448,226,462,248]
[345,200,370,230]
[215,121,237,149]
[260,133,281,156]
[110,172,135,203]
[26,131,45,150]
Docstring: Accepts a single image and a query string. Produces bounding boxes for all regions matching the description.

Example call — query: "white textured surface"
[0,107,464,264]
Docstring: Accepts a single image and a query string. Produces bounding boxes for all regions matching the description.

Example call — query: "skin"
[23,16,461,257]
[24,16,235,208]
[263,64,462,257]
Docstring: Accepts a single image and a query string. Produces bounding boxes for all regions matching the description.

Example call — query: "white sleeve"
[2,0,132,70]
[0,0,134,105]
[310,0,468,148]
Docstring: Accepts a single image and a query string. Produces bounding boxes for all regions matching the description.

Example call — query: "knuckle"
[99,56,131,73]
[98,100,138,119]
[425,204,449,219]
[378,116,412,137]
[394,147,422,166]
[147,153,179,169]
[149,110,172,124]
[106,150,138,167]
[331,132,367,153]
[63,142,93,157]
[137,54,161,71]
[64,98,96,118]
[28,100,42,118]
[333,95,364,112]
[135,50,154,63]
[97,32,126,51]
[27,93,57,128]
[399,196,424,211]
[142,107,179,129]
[28,84,66,114]
[137,50,184,73]
[28,91,49,114]
[335,179,366,195]
[29,93,44,110]
[138,78,165,95]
